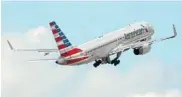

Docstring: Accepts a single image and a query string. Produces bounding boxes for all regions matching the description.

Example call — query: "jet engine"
[133,44,151,55]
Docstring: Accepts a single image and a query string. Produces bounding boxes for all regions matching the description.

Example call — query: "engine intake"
[133,44,151,55]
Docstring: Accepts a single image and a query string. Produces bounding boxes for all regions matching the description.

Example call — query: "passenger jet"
[7,21,177,67]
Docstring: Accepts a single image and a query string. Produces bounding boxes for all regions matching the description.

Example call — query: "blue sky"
[2,1,182,97]
[2,1,182,68]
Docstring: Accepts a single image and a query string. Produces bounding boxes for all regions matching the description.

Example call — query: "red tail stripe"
[67,56,88,64]
[61,48,82,57]
[58,44,66,50]
[49,22,54,26]
[55,37,62,42]
[52,29,58,34]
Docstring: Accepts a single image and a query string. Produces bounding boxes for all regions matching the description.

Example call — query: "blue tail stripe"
[55,25,59,29]
[61,35,66,39]
[59,32,64,36]
[63,39,69,43]
[57,28,61,32]
[65,42,72,47]
[52,21,56,25]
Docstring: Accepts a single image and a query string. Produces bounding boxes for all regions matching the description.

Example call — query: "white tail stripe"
[57,41,64,46]
[59,50,66,54]
[59,46,73,53]
[51,25,56,30]
[54,33,60,38]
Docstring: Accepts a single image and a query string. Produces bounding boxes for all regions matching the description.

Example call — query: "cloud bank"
[1,26,182,97]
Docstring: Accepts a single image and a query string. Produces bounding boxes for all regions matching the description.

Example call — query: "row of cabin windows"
[86,36,124,54]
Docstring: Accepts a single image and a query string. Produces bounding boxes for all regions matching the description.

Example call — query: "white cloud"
[70,59,182,97]
[128,89,182,97]
[26,26,49,43]
[1,26,78,97]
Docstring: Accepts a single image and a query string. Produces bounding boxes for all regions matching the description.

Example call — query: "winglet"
[162,24,177,40]
[172,24,177,38]
[7,40,14,51]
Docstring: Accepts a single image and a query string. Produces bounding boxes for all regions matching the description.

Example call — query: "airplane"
[7,21,177,68]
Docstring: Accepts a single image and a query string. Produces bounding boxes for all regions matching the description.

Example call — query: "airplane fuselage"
[57,21,155,65]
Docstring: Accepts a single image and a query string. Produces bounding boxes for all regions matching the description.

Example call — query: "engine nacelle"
[133,44,151,55]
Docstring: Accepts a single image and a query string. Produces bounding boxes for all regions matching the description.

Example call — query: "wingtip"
[7,40,14,51]
[172,24,177,37]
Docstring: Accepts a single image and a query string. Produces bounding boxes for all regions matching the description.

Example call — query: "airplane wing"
[27,58,57,62]
[7,40,59,53]
[109,24,177,55]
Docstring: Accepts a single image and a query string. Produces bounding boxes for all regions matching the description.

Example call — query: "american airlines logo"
[124,28,146,39]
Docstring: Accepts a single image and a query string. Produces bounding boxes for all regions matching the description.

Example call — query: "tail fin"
[49,21,72,50]
[49,21,82,57]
